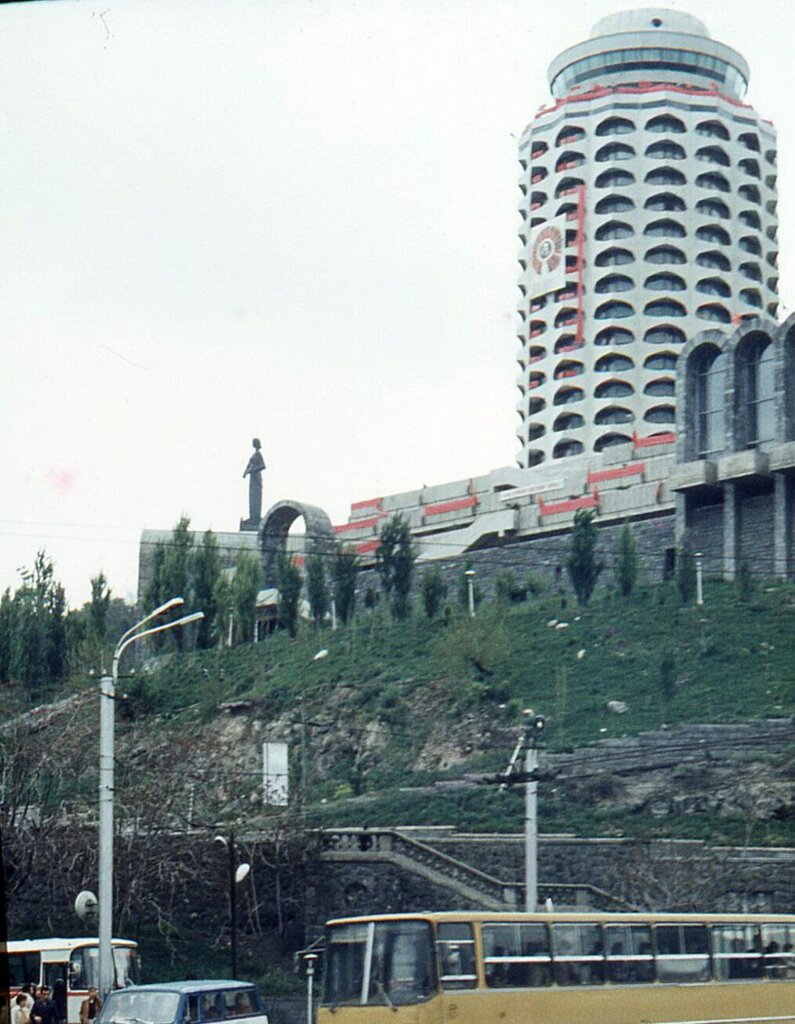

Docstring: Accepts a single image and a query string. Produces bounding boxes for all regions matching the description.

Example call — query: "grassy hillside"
[118,577,794,845]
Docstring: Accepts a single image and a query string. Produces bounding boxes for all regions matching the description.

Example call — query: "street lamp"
[304,953,319,1024]
[523,709,545,912]
[98,598,204,998]
[465,570,476,618]
[214,832,251,979]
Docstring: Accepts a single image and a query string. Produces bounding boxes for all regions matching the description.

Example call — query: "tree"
[0,588,13,682]
[276,551,303,638]
[160,515,194,648]
[376,515,415,620]
[6,552,69,698]
[332,545,358,625]
[192,531,222,649]
[89,572,112,642]
[421,566,447,619]
[613,522,638,598]
[566,509,603,607]
[232,551,262,643]
[305,550,329,627]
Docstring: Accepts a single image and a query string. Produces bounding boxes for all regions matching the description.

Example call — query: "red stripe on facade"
[538,491,598,516]
[350,497,383,511]
[587,462,645,484]
[356,539,380,554]
[576,184,586,347]
[526,83,753,132]
[424,495,478,517]
[334,515,381,533]
[633,431,676,448]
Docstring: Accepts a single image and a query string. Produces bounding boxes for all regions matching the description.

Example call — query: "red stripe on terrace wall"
[525,83,751,132]
[356,539,380,555]
[351,497,383,511]
[424,495,478,517]
[634,432,676,448]
[538,491,598,516]
[587,462,645,484]
[334,516,381,533]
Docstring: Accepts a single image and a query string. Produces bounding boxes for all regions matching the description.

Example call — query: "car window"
[223,990,256,1018]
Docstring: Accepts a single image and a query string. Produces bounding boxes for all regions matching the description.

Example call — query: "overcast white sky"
[1,0,793,606]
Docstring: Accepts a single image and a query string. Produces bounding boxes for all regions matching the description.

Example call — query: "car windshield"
[323,920,435,1007]
[98,991,181,1024]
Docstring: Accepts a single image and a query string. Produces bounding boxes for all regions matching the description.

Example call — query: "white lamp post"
[465,570,476,618]
[523,709,545,912]
[98,598,204,997]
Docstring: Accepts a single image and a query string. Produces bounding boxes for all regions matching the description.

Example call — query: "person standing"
[30,987,56,1024]
[51,982,66,1024]
[11,994,30,1024]
[79,989,101,1024]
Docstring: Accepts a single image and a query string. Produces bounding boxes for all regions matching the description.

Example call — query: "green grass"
[89,580,795,843]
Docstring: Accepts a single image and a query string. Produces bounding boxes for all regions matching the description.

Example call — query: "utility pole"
[523,712,545,912]
[482,709,547,913]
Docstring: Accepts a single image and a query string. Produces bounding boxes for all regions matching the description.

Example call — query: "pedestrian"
[79,989,101,1024]
[19,989,34,1014]
[11,994,30,1024]
[30,986,56,1024]
[51,982,66,1024]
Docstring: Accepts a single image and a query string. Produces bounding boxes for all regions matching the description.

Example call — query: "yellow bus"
[317,910,795,1024]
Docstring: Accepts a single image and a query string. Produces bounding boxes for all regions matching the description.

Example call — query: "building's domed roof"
[591,9,709,39]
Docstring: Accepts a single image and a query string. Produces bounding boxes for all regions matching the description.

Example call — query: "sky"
[1,0,793,606]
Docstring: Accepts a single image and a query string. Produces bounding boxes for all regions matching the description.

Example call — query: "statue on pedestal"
[241,438,266,531]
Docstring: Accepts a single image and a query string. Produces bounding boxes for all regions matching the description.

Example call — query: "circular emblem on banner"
[531,224,563,275]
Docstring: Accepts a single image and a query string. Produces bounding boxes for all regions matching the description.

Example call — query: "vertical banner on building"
[528,215,566,299]
[262,741,289,806]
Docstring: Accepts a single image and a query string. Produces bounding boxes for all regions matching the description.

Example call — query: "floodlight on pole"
[98,601,203,999]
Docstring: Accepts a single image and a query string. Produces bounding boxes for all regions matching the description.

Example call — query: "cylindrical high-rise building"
[515,9,778,469]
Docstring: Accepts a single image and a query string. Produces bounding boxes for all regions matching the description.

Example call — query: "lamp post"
[695,551,704,607]
[465,570,476,618]
[304,953,319,1024]
[523,709,545,912]
[98,598,204,998]
[214,832,251,979]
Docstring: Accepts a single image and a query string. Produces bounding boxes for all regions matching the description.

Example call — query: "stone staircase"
[319,827,629,911]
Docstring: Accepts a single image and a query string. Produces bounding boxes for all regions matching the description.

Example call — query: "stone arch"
[259,500,335,588]
[677,329,730,462]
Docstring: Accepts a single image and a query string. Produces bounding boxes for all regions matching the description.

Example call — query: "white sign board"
[262,741,289,806]
[528,215,566,299]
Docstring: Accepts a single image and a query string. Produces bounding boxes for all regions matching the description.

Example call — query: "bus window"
[69,949,98,991]
[369,921,434,1005]
[483,923,552,988]
[323,920,434,1008]
[604,925,654,983]
[654,925,710,983]
[712,925,762,980]
[436,923,476,990]
[7,953,40,989]
[552,924,604,986]
[112,948,139,988]
[761,924,795,979]
[324,923,368,1005]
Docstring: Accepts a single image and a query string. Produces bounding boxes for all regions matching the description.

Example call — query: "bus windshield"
[69,946,140,990]
[323,920,435,1007]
